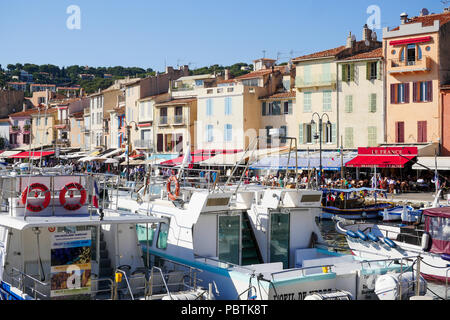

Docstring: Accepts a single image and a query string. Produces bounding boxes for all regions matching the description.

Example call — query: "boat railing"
[90,277,114,299]
[9,267,50,299]
[195,255,257,274]
[269,264,335,281]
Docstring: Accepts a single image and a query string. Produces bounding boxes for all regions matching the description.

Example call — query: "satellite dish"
[365,40,370,46]
[421,8,429,16]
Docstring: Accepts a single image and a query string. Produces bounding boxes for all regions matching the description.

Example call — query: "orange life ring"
[167,176,180,201]
[21,183,51,212]
[59,182,87,211]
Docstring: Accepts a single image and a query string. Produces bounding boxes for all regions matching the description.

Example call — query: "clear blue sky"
[0,0,446,71]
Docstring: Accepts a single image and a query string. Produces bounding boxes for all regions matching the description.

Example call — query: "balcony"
[10,125,19,133]
[389,56,432,74]
[134,139,153,150]
[173,115,185,125]
[159,116,169,126]
[295,73,336,91]
[23,124,31,133]
[172,84,194,92]
[82,125,91,133]
[54,119,70,131]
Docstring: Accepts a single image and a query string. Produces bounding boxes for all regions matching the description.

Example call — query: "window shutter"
[369,94,377,112]
[395,122,399,143]
[299,124,304,144]
[342,64,348,82]
[404,83,410,103]
[413,82,418,102]
[397,122,405,143]
[288,100,293,114]
[427,81,433,102]
[332,123,336,144]
[417,121,423,143]
[377,61,382,80]
[350,64,355,82]
[423,121,427,142]
[262,102,266,116]
[366,62,370,80]
[391,84,395,104]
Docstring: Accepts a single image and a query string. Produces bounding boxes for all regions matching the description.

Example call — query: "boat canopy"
[423,207,450,255]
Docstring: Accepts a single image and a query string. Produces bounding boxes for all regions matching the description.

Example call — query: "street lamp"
[311,112,331,187]
[125,121,138,181]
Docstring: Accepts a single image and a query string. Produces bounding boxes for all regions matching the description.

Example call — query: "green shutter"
[342,64,347,82]
[377,61,382,80]
[369,94,377,113]
[299,124,304,144]
[350,64,355,82]
[366,62,371,80]
[345,95,353,113]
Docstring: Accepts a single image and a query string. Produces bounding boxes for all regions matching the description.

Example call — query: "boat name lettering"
[273,288,334,300]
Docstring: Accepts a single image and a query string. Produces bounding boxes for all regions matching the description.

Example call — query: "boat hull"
[337,222,450,283]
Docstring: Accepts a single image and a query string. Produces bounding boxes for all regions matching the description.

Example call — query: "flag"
[434,169,440,191]
[93,180,99,208]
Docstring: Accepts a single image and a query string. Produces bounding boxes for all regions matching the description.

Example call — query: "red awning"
[160,154,213,166]
[9,151,55,159]
[389,36,432,46]
[345,155,415,168]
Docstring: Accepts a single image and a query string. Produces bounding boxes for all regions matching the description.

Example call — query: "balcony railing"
[23,125,31,132]
[389,56,431,74]
[158,115,186,126]
[134,139,153,150]
[174,115,185,125]
[295,73,337,89]
[159,116,168,126]
[172,84,194,92]
[10,126,19,132]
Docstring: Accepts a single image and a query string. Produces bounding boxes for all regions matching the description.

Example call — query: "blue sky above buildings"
[0,0,446,71]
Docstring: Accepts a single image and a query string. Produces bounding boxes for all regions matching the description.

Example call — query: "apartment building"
[154,97,197,155]
[338,45,385,149]
[196,59,284,151]
[30,107,58,148]
[292,25,382,151]
[383,10,450,155]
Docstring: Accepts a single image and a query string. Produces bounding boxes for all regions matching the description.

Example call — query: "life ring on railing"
[21,183,51,212]
[59,182,87,211]
[167,176,180,201]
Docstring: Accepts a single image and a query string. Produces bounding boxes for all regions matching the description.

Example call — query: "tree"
[7,64,15,71]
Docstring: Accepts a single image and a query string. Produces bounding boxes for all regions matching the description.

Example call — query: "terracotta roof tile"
[391,12,450,31]
[292,45,347,62]
[341,47,383,61]
[155,98,196,106]
[235,69,273,80]
[260,91,296,100]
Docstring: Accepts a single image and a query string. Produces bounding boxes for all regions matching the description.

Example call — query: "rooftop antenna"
[262,50,266,58]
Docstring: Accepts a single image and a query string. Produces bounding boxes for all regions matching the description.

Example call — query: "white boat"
[0,172,212,300]
[379,205,422,222]
[336,206,450,283]
[106,164,430,300]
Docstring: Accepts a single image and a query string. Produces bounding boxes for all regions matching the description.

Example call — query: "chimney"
[224,69,230,80]
[165,66,174,75]
[346,32,354,48]
[400,12,408,24]
[362,24,372,43]
[22,101,27,112]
